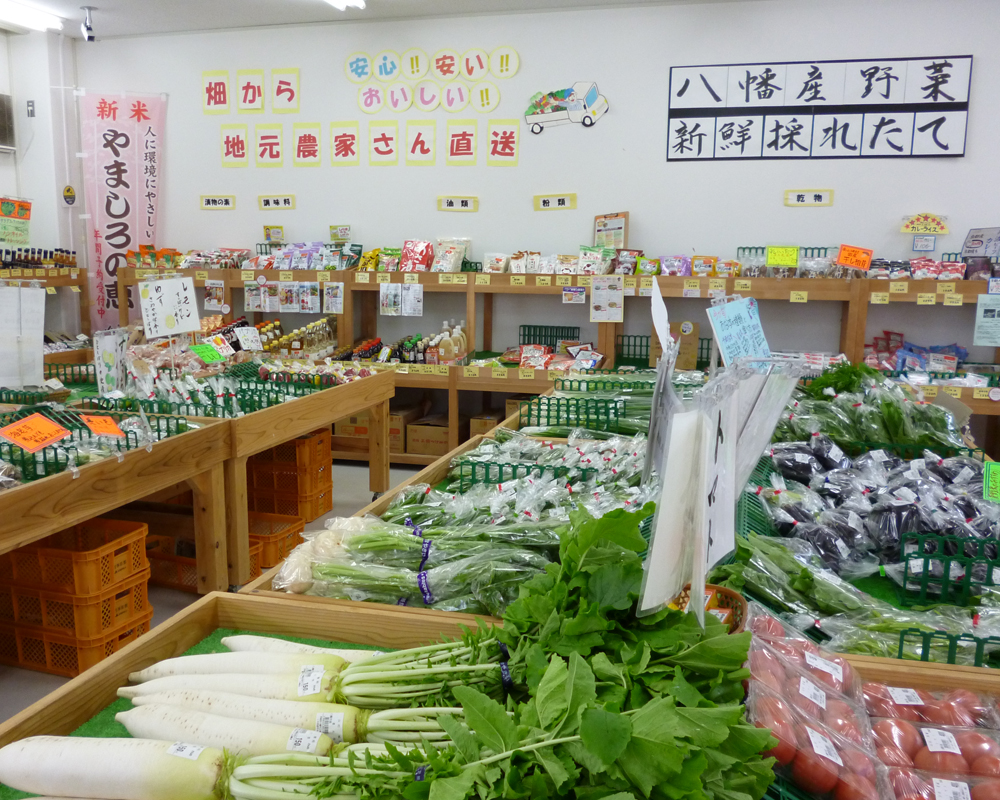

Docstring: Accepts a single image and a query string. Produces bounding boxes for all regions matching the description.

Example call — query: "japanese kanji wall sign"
[667,55,972,161]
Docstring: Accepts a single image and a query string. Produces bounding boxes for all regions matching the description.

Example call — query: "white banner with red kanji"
[80,92,166,332]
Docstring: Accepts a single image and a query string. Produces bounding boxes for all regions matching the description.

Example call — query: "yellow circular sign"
[63,185,76,205]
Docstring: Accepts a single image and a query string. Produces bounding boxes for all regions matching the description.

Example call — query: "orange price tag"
[836,244,874,271]
[0,412,71,453]
[80,414,125,438]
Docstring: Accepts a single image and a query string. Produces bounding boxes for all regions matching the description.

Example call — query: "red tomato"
[759,717,797,766]
[829,718,863,746]
[750,649,787,689]
[874,719,923,759]
[971,780,1000,800]
[923,700,977,727]
[972,756,1000,777]
[826,699,859,728]
[842,750,876,783]
[913,747,969,775]
[836,774,878,800]
[793,748,841,794]
[771,640,807,669]
[889,768,929,800]
[879,746,915,767]
[865,682,891,702]
[788,677,825,719]
[809,665,846,693]
[945,689,981,709]
[750,615,786,639]
[958,732,1000,763]
[756,695,793,727]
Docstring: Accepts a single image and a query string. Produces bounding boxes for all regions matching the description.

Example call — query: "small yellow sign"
[938,282,956,294]
[901,213,949,234]
[511,275,526,286]
[439,274,454,284]
[533,193,577,211]
[917,293,936,305]
[279,271,294,281]
[317,271,328,282]
[790,291,808,303]
[435,365,449,376]
[453,274,468,285]
[943,386,963,398]
[70,285,81,293]
[684,279,700,291]
[475,274,491,286]
[45,286,56,295]
[536,276,552,287]
[890,282,909,294]
[463,366,479,378]
[578,276,593,287]
[974,388,991,399]
[377,273,391,283]
[48,269,58,277]
[767,246,799,267]
[404,273,420,284]
[241,270,255,280]
[492,367,509,379]
[556,275,572,286]
[709,278,726,292]
[923,386,939,397]
[944,293,963,306]
[355,272,370,283]
[623,276,637,289]
[195,271,209,280]
[547,370,560,381]
[870,292,889,305]
[519,368,535,380]
[735,279,752,291]
[640,276,654,289]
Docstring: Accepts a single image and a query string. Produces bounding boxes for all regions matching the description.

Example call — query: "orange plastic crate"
[248,512,305,569]
[0,568,150,639]
[249,487,332,523]
[251,428,332,472]
[148,542,262,593]
[249,460,332,496]
[0,609,154,677]
[2,518,148,595]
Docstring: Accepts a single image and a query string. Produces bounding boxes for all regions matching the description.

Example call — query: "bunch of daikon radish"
[0,632,504,800]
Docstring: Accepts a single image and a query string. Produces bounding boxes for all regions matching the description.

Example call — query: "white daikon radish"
[221,634,384,662]
[128,651,345,683]
[0,736,223,800]
[130,691,362,742]
[116,705,335,758]
[118,671,334,702]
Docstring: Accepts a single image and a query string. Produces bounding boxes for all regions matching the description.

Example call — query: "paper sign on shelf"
[80,414,125,438]
[706,297,771,366]
[836,244,873,271]
[0,412,71,453]
[139,277,200,340]
[208,335,235,357]
[985,463,1000,503]
[234,327,263,351]
[189,343,226,364]
[766,246,798,267]
[94,328,128,396]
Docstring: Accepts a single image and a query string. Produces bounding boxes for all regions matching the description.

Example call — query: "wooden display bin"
[0,591,495,748]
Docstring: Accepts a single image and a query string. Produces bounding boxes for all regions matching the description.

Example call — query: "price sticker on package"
[286,728,323,754]
[870,292,889,304]
[943,386,963,398]
[804,651,843,681]
[944,293,963,306]
[297,665,325,697]
[933,780,972,800]
[805,728,843,766]
[167,742,207,760]
[923,728,961,754]
[519,368,535,380]
[536,276,551,287]
[315,713,345,742]
[917,293,936,305]
[475,273,490,285]
[798,677,827,709]
[511,275,526,286]
[492,367,508,379]
[377,273,391,283]
[735,279,752,291]
[404,273,420,284]
[887,687,924,705]
[0,412,71,453]
[790,291,809,303]
[80,414,125,438]
[463,366,479,378]
[354,272,370,283]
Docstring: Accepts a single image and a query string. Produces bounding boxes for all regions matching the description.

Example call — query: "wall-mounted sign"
[784,189,833,207]
[201,195,235,210]
[668,56,971,161]
[902,213,949,234]
[437,195,478,212]
[258,195,295,211]
[533,193,577,211]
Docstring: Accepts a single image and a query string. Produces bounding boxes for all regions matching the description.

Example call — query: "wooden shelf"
[332,449,437,466]
[868,279,988,305]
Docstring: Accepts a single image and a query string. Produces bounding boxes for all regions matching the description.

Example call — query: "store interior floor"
[0,461,420,724]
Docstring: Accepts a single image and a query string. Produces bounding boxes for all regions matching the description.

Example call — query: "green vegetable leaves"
[452,686,518,755]
[580,708,632,768]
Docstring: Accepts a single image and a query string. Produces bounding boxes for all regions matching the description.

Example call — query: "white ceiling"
[18,0,739,39]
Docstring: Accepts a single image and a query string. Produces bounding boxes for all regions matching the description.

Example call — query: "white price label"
[847,511,863,532]
[828,443,844,462]
[956,466,975,484]
[806,728,843,766]
[871,450,889,463]
[798,676,828,709]
[834,538,851,559]
[287,728,323,753]
[804,651,844,682]
[911,458,926,472]
[933,779,971,800]
[167,742,207,760]
[894,487,917,503]
[793,453,813,463]
[298,664,325,697]
[315,712,346,743]
[888,687,924,706]
[923,728,961,754]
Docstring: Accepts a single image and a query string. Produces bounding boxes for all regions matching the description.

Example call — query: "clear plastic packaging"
[872,717,1000,774]
[864,684,1000,731]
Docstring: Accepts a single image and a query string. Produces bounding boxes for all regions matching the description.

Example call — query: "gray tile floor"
[0,462,419,724]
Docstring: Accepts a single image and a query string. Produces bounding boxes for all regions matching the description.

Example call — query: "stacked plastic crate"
[248,428,333,523]
[0,518,152,677]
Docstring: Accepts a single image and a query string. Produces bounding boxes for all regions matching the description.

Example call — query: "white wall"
[0,33,17,198]
[61,0,1000,356]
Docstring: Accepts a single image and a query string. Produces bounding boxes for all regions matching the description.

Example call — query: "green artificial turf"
[0,627,386,800]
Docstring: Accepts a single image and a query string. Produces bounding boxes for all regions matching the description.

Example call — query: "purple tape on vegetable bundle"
[497,642,510,660]
[415,766,426,781]
[500,661,513,693]
[404,517,413,527]
[396,598,409,606]
[418,539,433,571]
[417,571,434,604]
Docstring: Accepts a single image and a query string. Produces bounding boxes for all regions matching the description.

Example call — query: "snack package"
[359,248,381,272]
[615,250,642,274]
[864,685,1000,731]
[431,244,464,273]
[341,244,363,270]
[717,259,741,277]
[910,259,941,280]
[483,253,510,273]
[400,240,434,272]
[556,254,579,274]
[509,252,528,273]
[661,255,691,276]
[888,261,912,280]
[526,252,541,273]
[637,256,662,275]
[692,255,718,276]
[965,258,992,281]
[579,246,616,275]
[939,261,967,281]
[378,247,401,272]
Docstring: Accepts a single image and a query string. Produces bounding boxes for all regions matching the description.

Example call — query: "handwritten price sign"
[0,413,71,453]
[836,244,874,271]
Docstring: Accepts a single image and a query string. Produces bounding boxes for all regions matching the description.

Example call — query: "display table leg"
[224,455,250,586]
[369,399,390,493]
[188,463,229,593]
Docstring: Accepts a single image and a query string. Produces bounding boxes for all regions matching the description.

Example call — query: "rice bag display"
[400,240,434,271]
[483,253,510,273]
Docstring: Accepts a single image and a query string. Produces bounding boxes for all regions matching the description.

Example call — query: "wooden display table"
[0,417,231,594]
[224,369,395,585]
[0,591,495,748]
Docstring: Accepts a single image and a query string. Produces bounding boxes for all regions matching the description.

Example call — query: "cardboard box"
[650,321,699,370]
[334,404,424,453]
[505,394,535,420]
[471,410,505,437]
[407,414,469,457]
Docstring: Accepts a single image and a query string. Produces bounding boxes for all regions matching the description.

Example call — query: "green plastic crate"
[615,335,650,368]
[695,338,714,371]
[452,460,597,490]
[0,389,51,405]
[43,362,97,385]
[519,325,581,348]
[900,532,1000,606]
[517,397,622,432]
[554,377,656,393]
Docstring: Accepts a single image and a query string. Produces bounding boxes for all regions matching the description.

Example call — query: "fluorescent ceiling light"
[325,0,365,10]
[0,0,63,31]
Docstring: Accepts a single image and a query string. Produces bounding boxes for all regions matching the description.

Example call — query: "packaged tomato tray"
[872,718,1000,776]
[884,765,1000,800]
[749,634,865,703]
[864,683,1000,731]
[746,680,886,800]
